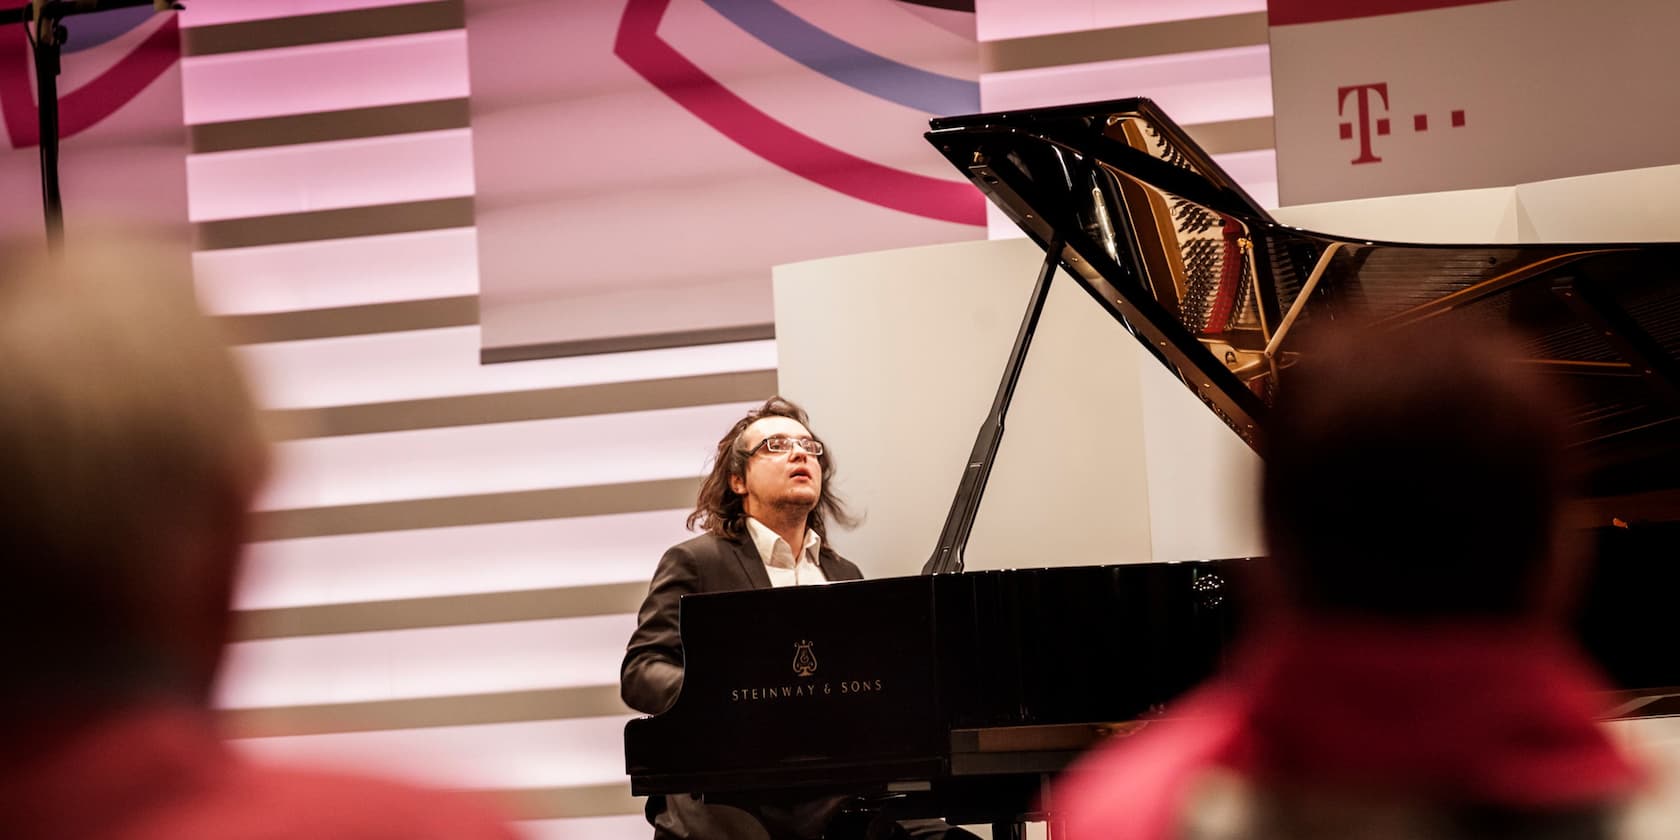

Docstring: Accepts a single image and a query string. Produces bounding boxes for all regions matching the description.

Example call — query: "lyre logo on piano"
[792,640,818,677]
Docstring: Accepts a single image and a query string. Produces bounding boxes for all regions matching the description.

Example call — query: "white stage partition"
[772,238,1262,581]
[1270,162,1680,244]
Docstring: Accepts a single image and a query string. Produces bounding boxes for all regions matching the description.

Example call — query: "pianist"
[1052,322,1678,839]
[622,397,863,839]
[622,398,977,840]
[623,396,863,714]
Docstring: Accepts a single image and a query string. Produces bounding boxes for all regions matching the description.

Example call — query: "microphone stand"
[0,0,181,251]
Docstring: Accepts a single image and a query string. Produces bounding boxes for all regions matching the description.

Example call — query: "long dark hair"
[688,396,856,541]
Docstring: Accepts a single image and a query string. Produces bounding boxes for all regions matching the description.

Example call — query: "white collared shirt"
[744,517,829,587]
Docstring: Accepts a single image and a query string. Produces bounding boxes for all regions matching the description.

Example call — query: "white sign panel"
[1270,0,1680,205]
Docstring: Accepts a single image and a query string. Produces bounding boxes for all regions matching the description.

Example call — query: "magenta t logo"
[1337,82,1390,165]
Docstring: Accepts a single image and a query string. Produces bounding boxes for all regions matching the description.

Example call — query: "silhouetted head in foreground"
[0,234,268,710]
[1261,319,1577,623]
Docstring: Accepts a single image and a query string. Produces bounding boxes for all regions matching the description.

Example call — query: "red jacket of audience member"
[0,703,519,840]
[1052,622,1659,840]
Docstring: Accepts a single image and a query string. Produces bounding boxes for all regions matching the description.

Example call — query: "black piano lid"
[925,97,1680,504]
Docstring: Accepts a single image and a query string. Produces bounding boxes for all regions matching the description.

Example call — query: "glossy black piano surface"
[625,97,1680,819]
[625,561,1243,807]
[925,98,1680,503]
[625,554,1680,808]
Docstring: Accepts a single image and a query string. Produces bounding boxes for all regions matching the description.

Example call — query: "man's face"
[729,416,823,520]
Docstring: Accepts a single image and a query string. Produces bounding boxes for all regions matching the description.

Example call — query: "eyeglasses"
[747,435,824,457]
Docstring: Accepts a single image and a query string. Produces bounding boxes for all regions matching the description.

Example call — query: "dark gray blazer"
[621,531,864,715]
[621,531,864,840]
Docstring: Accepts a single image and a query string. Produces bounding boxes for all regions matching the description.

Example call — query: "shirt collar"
[744,517,821,570]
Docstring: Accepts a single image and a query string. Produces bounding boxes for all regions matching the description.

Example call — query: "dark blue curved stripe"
[700,0,978,116]
[63,6,154,53]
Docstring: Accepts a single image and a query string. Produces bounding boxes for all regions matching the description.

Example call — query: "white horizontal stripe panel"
[257,402,754,511]
[236,330,776,409]
[235,509,688,610]
[977,0,1265,41]
[182,31,469,124]
[216,614,634,708]
[187,130,475,222]
[520,816,650,840]
[228,716,634,791]
[979,45,1272,125]
[181,0,427,28]
[195,228,479,315]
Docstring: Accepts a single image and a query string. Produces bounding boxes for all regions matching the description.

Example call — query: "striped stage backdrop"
[1269,0,1680,204]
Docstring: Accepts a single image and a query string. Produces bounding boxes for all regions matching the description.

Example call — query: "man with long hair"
[622,396,863,838]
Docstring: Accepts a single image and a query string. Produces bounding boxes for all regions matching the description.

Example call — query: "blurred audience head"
[0,233,268,708]
[1261,319,1576,623]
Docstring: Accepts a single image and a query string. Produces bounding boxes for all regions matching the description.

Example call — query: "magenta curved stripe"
[614,0,983,226]
[0,16,180,148]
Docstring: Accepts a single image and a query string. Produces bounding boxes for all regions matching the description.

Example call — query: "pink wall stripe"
[181,31,468,124]
[975,0,1264,41]
[227,717,634,791]
[256,402,757,511]
[181,0,429,28]
[215,615,635,708]
[187,129,475,222]
[193,228,479,315]
[234,510,691,610]
[979,45,1272,122]
[235,331,776,409]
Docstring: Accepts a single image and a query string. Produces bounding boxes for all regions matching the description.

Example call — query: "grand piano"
[625,98,1680,832]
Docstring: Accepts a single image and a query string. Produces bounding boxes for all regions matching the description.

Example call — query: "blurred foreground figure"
[0,237,515,839]
[1054,322,1679,839]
